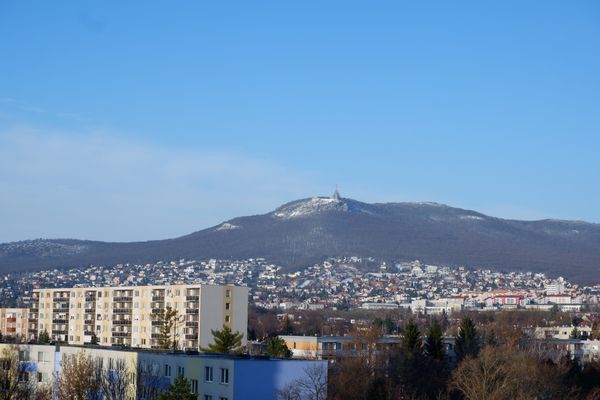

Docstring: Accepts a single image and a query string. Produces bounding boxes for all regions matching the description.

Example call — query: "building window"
[220,397,228,400]
[220,368,229,384]
[177,366,184,377]
[37,352,45,362]
[225,302,230,310]
[204,396,213,400]
[191,379,198,394]
[205,366,213,382]
[225,315,230,323]
[225,289,231,297]
[164,364,171,377]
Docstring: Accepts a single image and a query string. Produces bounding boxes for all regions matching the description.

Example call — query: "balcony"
[112,332,131,338]
[185,334,198,340]
[113,309,132,314]
[185,309,199,314]
[113,320,132,325]
[151,296,165,302]
[52,319,68,324]
[113,296,133,302]
[84,319,93,324]
[185,295,199,301]
[185,321,198,327]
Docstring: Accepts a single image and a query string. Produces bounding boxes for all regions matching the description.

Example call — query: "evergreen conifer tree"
[401,319,422,351]
[202,325,244,354]
[455,317,479,360]
[158,375,196,400]
[424,319,445,359]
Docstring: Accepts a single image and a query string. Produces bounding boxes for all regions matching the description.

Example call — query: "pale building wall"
[29,284,248,352]
[0,308,29,340]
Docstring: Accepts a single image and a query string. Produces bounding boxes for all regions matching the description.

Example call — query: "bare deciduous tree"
[135,362,164,400]
[96,358,135,400]
[277,364,327,400]
[0,345,50,400]
[57,351,100,400]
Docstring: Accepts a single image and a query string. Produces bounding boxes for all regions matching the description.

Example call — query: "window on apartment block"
[225,302,230,310]
[190,379,198,394]
[164,364,171,377]
[204,366,213,382]
[219,397,228,400]
[204,396,213,400]
[18,372,29,382]
[225,315,230,323]
[37,372,43,382]
[225,289,231,297]
[177,366,184,377]
[37,352,45,362]
[220,368,229,384]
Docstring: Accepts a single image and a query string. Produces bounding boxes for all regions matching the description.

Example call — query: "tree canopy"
[424,319,445,360]
[266,336,292,358]
[455,317,479,360]
[401,319,422,351]
[158,375,196,400]
[202,325,244,354]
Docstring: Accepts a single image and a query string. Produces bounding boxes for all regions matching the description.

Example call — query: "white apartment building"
[27,284,248,351]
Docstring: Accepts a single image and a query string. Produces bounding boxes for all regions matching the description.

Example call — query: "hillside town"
[1,257,599,314]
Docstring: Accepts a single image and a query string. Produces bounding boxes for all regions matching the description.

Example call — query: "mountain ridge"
[1,196,599,284]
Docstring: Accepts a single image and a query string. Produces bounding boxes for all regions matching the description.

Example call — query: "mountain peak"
[272,196,351,219]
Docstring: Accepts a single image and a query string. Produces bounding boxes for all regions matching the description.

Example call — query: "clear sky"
[1,1,599,242]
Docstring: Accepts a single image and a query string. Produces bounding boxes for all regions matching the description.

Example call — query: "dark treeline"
[248,306,600,399]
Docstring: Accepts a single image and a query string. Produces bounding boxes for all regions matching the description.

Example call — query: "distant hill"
[1,195,599,284]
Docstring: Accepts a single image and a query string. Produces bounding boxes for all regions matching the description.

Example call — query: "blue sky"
[1,1,599,242]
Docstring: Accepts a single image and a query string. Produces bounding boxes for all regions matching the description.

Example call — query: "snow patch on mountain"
[460,215,485,221]
[274,197,343,219]
[215,223,240,231]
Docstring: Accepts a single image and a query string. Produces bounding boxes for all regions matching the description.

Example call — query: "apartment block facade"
[27,284,248,351]
[0,308,29,340]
